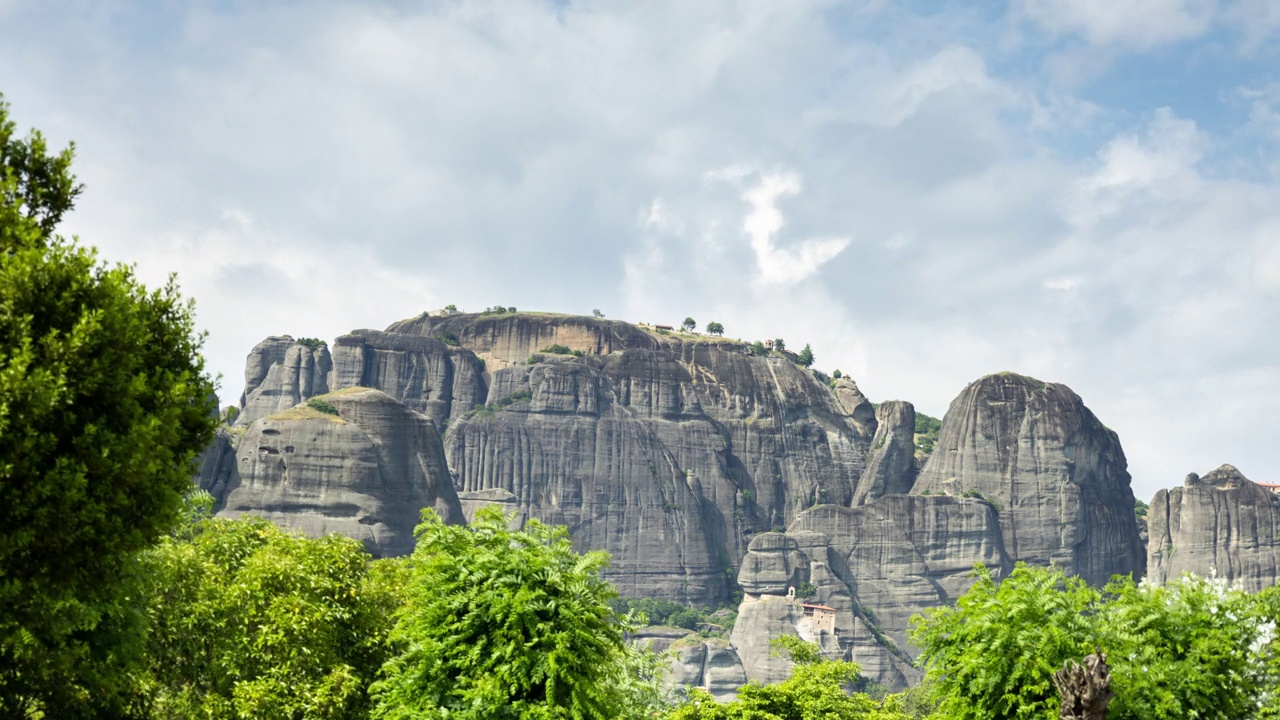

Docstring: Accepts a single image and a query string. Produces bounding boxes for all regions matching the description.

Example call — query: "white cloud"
[1020,0,1217,49]
[737,171,851,285]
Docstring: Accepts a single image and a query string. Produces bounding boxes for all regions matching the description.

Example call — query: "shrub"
[540,343,583,357]
[434,331,460,346]
[295,337,326,351]
[306,398,339,416]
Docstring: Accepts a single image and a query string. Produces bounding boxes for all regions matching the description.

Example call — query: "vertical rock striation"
[235,336,331,426]
[215,388,464,557]
[1148,465,1280,592]
[853,400,918,504]
[911,373,1145,586]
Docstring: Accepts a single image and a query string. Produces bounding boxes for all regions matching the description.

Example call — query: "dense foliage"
[372,506,636,719]
[140,507,405,719]
[0,94,218,716]
[609,597,737,635]
[912,563,1280,720]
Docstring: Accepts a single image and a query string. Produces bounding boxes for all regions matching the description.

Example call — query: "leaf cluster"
[372,506,632,719]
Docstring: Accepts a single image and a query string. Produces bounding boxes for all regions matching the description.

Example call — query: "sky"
[1,0,1277,502]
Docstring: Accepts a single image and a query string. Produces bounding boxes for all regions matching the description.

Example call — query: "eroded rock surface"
[1148,465,1280,592]
[853,401,918,504]
[911,373,1145,585]
[215,388,463,556]
[235,336,331,426]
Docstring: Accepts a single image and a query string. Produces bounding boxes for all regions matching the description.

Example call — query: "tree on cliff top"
[0,93,219,714]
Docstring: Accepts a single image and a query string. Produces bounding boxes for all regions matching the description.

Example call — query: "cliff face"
[436,323,877,603]
[202,313,1161,693]
[235,336,331,426]
[1148,465,1280,592]
[214,388,464,557]
[911,373,1145,586]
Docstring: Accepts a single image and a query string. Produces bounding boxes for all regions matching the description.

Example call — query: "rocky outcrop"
[853,401,918,504]
[1148,465,1280,592]
[215,388,464,556]
[441,327,877,603]
[911,373,1145,586]
[329,329,488,427]
[630,628,748,703]
[729,495,1008,690]
[235,336,331,426]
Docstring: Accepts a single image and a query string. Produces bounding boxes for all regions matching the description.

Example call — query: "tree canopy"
[705,321,724,336]
[140,507,405,719]
[0,93,219,715]
[372,506,635,719]
[911,563,1280,720]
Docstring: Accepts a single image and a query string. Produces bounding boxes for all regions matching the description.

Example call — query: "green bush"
[307,398,339,416]
[540,343,583,356]
[434,330,460,346]
[295,337,326,351]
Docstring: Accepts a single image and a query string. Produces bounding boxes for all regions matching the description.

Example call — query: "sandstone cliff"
[911,373,1145,585]
[214,388,463,556]
[203,314,1162,695]
[1148,465,1280,592]
[235,336,331,426]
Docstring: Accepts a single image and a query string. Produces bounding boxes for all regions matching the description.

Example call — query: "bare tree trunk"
[1053,648,1114,720]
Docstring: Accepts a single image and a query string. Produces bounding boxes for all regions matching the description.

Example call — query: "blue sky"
[1,0,1277,501]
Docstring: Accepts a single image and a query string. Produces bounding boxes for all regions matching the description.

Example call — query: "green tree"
[773,338,785,352]
[0,94,218,716]
[911,563,1273,720]
[751,341,768,356]
[372,506,632,719]
[705,321,724,336]
[682,317,697,333]
[797,344,814,368]
[140,510,405,719]
[593,309,605,318]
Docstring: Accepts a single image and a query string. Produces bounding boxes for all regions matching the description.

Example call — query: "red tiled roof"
[801,603,836,612]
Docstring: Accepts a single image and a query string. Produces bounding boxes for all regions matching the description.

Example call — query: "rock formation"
[235,336,331,426]
[214,387,464,556]
[1148,465,1280,592]
[202,313,1163,695]
[852,400,918,504]
[911,373,1145,586]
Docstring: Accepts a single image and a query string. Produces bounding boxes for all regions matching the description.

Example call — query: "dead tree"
[1053,648,1114,720]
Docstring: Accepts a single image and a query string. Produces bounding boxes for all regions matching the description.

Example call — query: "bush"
[295,337,326,351]
[541,343,583,357]
[751,341,768,356]
[306,398,339,416]
[434,330,460,346]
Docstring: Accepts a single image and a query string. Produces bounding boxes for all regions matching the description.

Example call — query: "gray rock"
[853,401,918,504]
[215,388,464,556]
[911,373,1145,586]
[329,329,488,427]
[235,336,331,426]
[1148,465,1280,592]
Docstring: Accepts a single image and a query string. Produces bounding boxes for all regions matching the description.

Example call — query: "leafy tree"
[797,344,814,368]
[773,338,785,352]
[705,321,724,336]
[912,563,1274,720]
[682,317,697,332]
[593,309,605,318]
[443,303,459,314]
[140,509,405,719]
[372,506,633,719]
[0,94,218,715]
[751,341,768,356]
[831,369,842,379]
